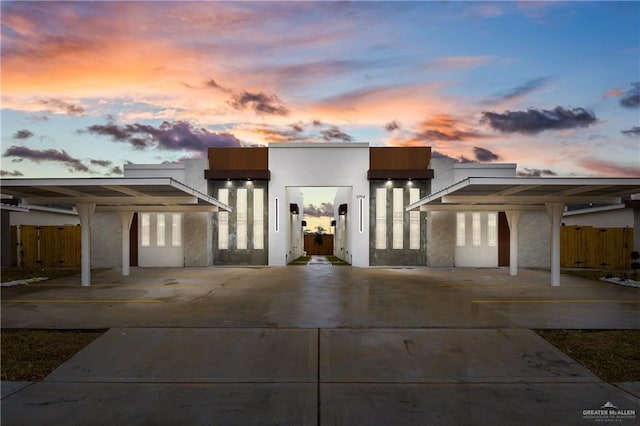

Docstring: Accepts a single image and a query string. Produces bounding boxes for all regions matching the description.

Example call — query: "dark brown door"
[129,213,138,266]
[498,212,510,266]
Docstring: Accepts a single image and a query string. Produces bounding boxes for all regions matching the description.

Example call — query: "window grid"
[236,188,247,249]
[456,212,466,247]
[157,213,165,247]
[487,212,497,247]
[141,213,150,247]
[172,213,182,247]
[392,188,403,249]
[409,188,420,250]
[375,188,387,249]
[253,188,264,250]
[218,189,229,250]
[472,212,481,247]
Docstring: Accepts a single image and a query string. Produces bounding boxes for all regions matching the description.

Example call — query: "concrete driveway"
[2,265,639,425]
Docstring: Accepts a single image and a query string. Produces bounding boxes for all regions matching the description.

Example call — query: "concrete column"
[545,202,565,287]
[119,211,134,276]
[76,203,96,286]
[505,211,521,276]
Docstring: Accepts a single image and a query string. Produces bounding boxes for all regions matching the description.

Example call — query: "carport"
[0,178,231,286]
[407,177,640,286]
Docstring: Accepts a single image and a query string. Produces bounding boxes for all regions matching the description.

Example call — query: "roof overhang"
[407,177,640,212]
[0,177,231,212]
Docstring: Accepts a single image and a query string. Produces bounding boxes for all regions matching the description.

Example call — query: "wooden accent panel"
[204,169,270,181]
[498,212,510,266]
[208,147,268,171]
[304,234,334,256]
[561,225,634,269]
[367,169,434,180]
[369,147,431,170]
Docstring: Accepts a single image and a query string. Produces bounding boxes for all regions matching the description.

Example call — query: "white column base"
[76,203,96,286]
[546,202,565,287]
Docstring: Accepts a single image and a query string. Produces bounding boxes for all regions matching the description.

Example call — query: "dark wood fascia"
[367,169,434,180]
[204,169,271,181]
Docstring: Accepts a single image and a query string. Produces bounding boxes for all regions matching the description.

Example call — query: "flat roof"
[407,177,640,211]
[0,177,231,212]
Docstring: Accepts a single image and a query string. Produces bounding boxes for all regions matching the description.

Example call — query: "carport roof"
[0,177,231,212]
[407,177,640,211]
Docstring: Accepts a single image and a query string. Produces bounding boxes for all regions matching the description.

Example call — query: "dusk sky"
[1,1,639,185]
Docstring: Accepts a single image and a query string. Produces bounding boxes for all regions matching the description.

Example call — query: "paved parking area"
[2,265,639,425]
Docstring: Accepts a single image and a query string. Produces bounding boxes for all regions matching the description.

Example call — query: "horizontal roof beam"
[441,195,621,204]
[417,204,546,212]
[22,196,199,205]
[96,205,220,212]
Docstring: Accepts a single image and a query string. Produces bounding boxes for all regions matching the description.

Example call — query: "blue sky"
[1,1,638,183]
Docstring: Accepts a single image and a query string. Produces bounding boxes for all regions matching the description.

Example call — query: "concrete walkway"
[2,266,639,424]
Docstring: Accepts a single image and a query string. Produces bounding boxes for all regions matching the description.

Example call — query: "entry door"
[498,212,510,266]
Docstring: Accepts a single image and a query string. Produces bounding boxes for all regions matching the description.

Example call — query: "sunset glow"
[1,1,638,180]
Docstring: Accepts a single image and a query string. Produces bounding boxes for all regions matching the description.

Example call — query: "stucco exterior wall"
[518,210,550,268]
[287,187,304,262]
[427,211,455,267]
[10,209,79,226]
[124,163,185,181]
[333,187,351,262]
[91,212,121,268]
[268,143,370,267]
[562,207,632,228]
[453,163,517,181]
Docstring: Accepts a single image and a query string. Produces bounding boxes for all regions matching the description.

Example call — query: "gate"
[560,226,634,269]
[12,225,82,267]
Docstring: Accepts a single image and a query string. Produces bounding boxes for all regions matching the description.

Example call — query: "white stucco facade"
[268,143,370,267]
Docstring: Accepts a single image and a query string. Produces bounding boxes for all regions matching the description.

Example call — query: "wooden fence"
[304,234,334,256]
[10,225,81,267]
[560,225,634,269]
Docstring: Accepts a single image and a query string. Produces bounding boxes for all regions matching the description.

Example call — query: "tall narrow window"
[157,213,165,247]
[236,188,247,249]
[253,188,264,249]
[375,188,387,249]
[274,197,280,233]
[472,212,481,247]
[172,213,182,247]
[141,213,150,247]
[456,212,466,247]
[393,188,403,249]
[409,187,420,250]
[487,212,497,247]
[218,188,229,250]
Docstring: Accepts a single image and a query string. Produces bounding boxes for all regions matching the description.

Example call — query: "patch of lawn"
[325,255,350,266]
[289,256,311,265]
[1,329,106,381]
[1,267,80,283]
[536,329,640,383]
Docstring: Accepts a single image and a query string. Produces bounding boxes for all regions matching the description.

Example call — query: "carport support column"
[505,211,521,276]
[545,202,565,287]
[120,211,134,276]
[76,203,96,287]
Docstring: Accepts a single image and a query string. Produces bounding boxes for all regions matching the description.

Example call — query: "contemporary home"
[1,143,638,286]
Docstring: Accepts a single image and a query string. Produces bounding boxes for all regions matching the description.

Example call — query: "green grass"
[1,329,106,381]
[325,255,350,266]
[288,255,311,265]
[0,267,80,283]
[536,329,640,383]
